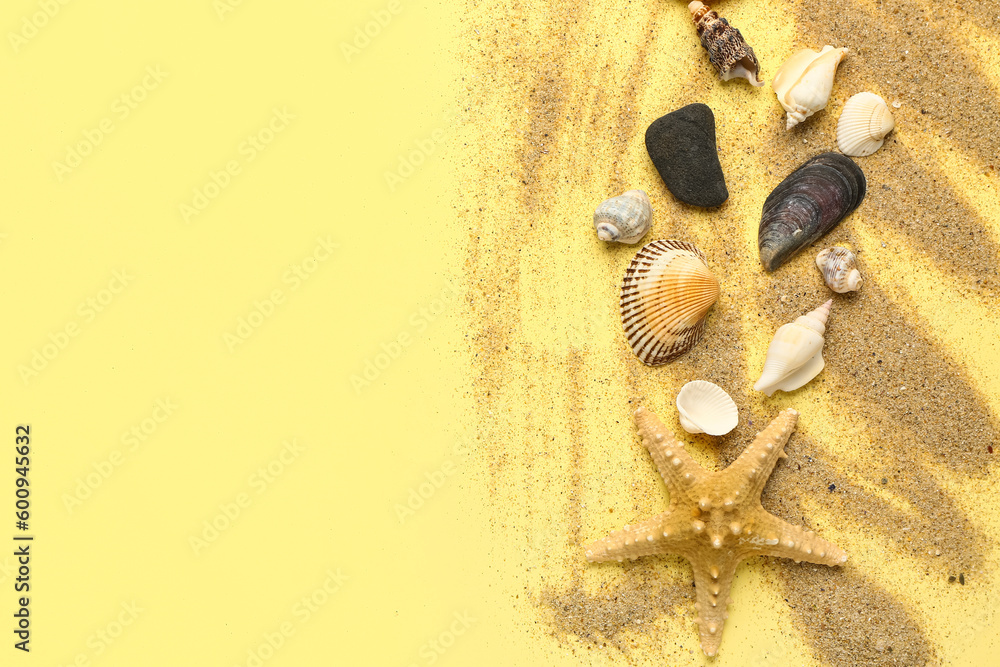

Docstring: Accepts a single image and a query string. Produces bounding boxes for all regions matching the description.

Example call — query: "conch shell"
[816,247,862,293]
[675,380,738,435]
[594,189,652,244]
[620,239,720,365]
[772,46,848,130]
[837,92,895,157]
[753,300,832,396]
[688,1,763,86]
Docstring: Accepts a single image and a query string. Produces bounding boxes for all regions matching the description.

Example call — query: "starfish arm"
[691,558,738,657]
[748,512,848,566]
[583,512,690,563]
[724,409,798,503]
[634,406,705,494]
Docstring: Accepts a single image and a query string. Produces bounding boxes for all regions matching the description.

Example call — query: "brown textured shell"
[689,1,763,86]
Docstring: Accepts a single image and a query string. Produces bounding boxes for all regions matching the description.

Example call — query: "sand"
[456,0,999,664]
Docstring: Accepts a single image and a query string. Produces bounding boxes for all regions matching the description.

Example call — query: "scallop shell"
[772,46,848,130]
[816,247,863,293]
[753,300,832,396]
[759,152,866,272]
[676,380,739,435]
[689,1,763,87]
[620,239,720,365]
[594,190,652,244]
[837,92,895,157]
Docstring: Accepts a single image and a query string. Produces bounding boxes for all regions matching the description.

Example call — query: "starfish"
[584,406,847,657]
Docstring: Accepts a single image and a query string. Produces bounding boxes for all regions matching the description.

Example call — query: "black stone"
[644,103,728,208]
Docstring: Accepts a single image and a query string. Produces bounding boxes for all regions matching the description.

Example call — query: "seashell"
[837,92,895,157]
[758,152,866,272]
[688,2,763,87]
[594,189,652,244]
[772,46,848,130]
[816,247,863,293]
[753,300,832,396]
[676,380,739,435]
[620,239,720,365]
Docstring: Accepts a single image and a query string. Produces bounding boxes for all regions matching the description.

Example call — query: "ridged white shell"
[676,380,738,435]
[837,92,895,157]
[816,247,863,293]
[753,300,832,396]
[620,239,720,365]
[594,189,652,244]
[772,46,848,130]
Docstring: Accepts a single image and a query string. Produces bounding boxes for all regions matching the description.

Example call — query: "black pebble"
[645,103,728,208]
[828,484,836,492]
[960,573,965,585]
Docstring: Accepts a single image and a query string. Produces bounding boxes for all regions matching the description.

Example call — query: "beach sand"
[455,0,1000,664]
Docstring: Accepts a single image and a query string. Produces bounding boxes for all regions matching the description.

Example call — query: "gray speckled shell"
[594,190,652,244]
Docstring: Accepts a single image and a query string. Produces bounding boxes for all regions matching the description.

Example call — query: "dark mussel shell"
[758,153,866,271]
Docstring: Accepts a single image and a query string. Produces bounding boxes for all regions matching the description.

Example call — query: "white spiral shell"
[753,300,832,396]
[594,190,652,244]
[772,46,848,130]
[816,247,863,293]
[837,92,895,157]
[675,380,738,435]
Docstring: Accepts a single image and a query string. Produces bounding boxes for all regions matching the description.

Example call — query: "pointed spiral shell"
[772,46,848,130]
[753,300,832,396]
[816,247,862,293]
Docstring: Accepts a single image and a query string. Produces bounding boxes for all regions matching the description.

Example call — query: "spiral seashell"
[675,380,739,435]
[688,2,763,87]
[759,153,866,272]
[837,92,895,157]
[815,246,862,293]
[594,190,652,244]
[620,239,720,365]
[753,300,832,396]
[772,46,848,130]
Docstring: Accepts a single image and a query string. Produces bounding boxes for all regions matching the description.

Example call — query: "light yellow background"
[1,1,997,666]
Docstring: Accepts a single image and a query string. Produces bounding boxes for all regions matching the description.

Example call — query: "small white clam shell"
[753,300,832,396]
[837,92,895,157]
[816,247,863,293]
[594,189,652,244]
[773,46,848,130]
[676,380,738,435]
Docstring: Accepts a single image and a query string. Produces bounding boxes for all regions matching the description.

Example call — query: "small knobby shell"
[816,247,862,293]
[837,92,895,157]
[620,239,720,365]
[689,1,763,86]
[594,190,652,244]
[772,46,848,130]
[675,380,738,435]
[754,300,832,396]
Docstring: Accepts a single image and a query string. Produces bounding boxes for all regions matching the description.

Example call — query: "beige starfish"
[584,406,847,657]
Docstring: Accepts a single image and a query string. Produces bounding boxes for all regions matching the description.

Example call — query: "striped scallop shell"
[620,239,720,365]
[837,92,894,157]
